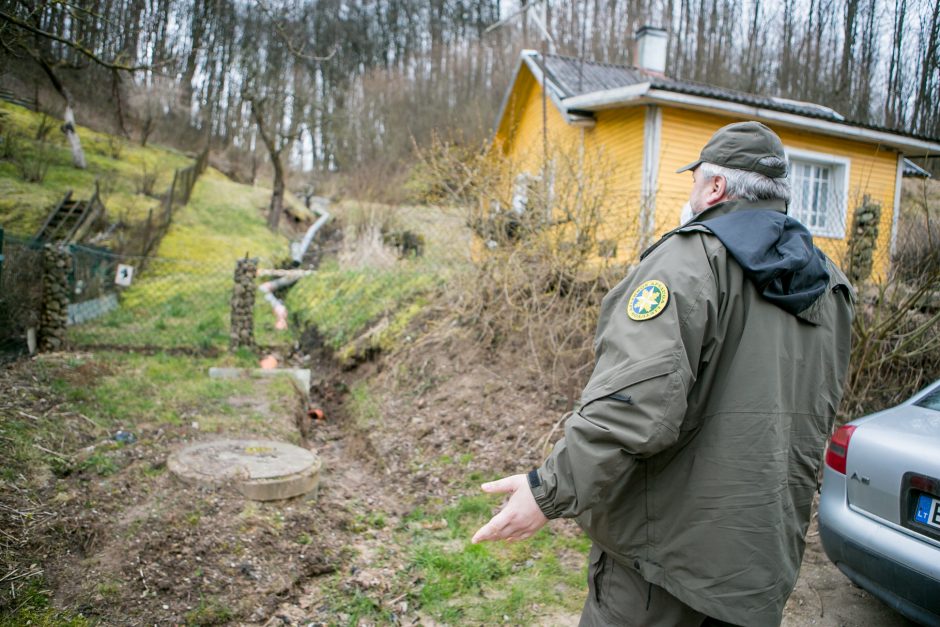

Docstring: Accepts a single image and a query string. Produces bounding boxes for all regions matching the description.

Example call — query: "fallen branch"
[0,567,42,584]
[33,443,70,461]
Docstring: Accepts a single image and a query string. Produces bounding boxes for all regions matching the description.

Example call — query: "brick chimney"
[635,26,667,76]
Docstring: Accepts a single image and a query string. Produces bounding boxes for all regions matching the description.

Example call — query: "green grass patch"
[401,495,590,623]
[314,493,590,623]
[0,101,191,235]
[69,170,293,350]
[77,450,119,476]
[283,200,473,362]
[324,587,394,626]
[285,257,441,362]
[155,170,289,265]
[48,352,293,434]
[0,578,90,626]
[184,597,234,625]
[0,350,301,486]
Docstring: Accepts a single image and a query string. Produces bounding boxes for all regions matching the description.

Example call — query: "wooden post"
[169,170,178,208]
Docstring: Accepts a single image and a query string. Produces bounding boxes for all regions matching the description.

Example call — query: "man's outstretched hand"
[471,474,549,544]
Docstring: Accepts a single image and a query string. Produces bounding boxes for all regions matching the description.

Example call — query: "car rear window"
[915,388,940,411]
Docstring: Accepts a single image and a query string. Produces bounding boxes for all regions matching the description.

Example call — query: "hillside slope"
[0,101,191,236]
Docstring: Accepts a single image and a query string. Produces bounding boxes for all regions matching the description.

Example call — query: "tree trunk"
[62,103,87,169]
[836,0,858,109]
[268,163,285,231]
[885,0,907,128]
[35,56,86,169]
[249,98,287,231]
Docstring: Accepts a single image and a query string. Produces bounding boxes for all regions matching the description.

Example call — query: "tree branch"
[253,0,338,62]
[0,9,163,71]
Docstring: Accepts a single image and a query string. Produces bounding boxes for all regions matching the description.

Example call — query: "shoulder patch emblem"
[627,280,669,321]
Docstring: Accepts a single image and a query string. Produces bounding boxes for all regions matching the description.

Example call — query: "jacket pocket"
[578,351,682,411]
[575,351,687,459]
[588,545,608,604]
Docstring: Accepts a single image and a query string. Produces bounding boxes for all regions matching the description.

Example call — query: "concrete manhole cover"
[168,439,321,501]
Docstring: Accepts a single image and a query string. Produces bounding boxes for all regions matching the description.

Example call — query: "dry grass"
[336,203,401,270]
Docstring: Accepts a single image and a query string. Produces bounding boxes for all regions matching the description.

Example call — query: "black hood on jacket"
[695,209,830,316]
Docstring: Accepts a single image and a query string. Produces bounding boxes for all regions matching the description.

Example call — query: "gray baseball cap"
[676,121,788,179]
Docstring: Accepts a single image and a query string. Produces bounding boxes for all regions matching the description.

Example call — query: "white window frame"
[784,146,851,239]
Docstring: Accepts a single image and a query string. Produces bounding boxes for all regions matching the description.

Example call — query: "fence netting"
[65,245,293,352]
[0,234,43,353]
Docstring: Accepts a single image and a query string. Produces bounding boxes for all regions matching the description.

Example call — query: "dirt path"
[783,513,915,627]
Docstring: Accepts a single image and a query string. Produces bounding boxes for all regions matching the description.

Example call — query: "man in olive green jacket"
[472,122,855,626]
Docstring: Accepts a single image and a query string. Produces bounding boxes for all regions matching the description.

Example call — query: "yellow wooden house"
[490,27,940,277]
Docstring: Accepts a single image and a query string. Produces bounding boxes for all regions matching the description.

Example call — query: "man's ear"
[706,175,727,204]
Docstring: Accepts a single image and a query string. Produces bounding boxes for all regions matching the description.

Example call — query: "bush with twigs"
[134,161,161,197]
[12,134,55,183]
[841,178,940,418]
[414,133,631,396]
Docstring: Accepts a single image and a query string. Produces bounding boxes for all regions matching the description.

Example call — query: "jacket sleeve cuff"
[530,467,565,520]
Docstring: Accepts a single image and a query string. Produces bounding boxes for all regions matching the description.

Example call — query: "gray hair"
[699,158,790,203]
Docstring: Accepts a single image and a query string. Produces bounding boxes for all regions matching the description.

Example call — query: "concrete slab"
[168,439,321,501]
[208,367,311,400]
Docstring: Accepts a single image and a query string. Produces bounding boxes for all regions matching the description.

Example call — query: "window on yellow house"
[786,148,850,239]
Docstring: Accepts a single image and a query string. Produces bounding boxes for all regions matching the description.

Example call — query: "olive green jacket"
[531,198,854,626]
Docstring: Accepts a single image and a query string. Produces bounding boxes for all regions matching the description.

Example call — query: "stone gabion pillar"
[846,195,881,284]
[230,257,258,351]
[40,244,71,352]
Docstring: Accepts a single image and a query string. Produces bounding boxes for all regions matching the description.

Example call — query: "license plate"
[913,493,940,529]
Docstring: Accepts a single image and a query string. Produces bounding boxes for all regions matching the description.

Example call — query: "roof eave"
[563,86,940,156]
[492,50,600,144]
[560,82,652,110]
[903,157,932,178]
[520,51,584,125]
[645,89,940,156]
[490,51,532,144]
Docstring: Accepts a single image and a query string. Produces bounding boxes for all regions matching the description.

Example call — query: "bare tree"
[0,1,158,168]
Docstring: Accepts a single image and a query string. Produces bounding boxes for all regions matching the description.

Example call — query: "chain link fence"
[65,246,297,352]
[0,242,298,357]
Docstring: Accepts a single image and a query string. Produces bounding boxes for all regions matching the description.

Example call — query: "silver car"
[819,379,940,626]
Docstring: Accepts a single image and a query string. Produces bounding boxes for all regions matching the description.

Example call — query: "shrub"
[842,180,940,418]
[135,161,161,196]
[415,133,629,395]
[13,135,54,183]
[34,112,55,141]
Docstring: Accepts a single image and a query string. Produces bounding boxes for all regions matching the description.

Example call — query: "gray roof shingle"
[541,53,843,120]
[537,53,937,143]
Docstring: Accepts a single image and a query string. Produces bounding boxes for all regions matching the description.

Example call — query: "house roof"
[902,158,931,178]
[501,50,940,157]
[542,53,847,122]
